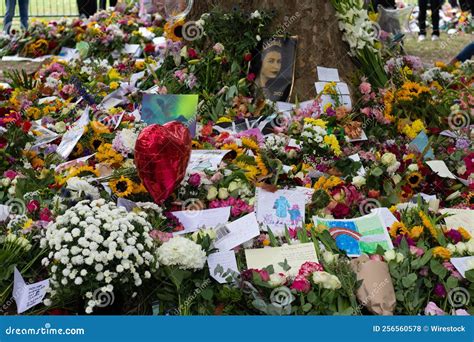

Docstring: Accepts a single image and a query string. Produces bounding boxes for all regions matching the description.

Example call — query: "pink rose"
[290,276,311,293]
[455,309,470,316]
[26,200,40,213]
[359,82,372,95]
[3,170,17,180]
[188,173,201,187]
[369,254,384,262]
[410,246,425,257]
[424,302,445,316]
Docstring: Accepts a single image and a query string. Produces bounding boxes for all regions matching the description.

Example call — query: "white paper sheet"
[245,243,318,276]
[320,94,352,110]
[349,153,366,176]
[56,108,90,159]
[38,96,58,105]
[207,250,239,283]
[172,207,232,235]
[255,188,307,233]
[13,267,49,314]
[317,66,340,82]
[187,150,231,173]
[58,47,80,61]
[0,204,10,221]
[440,209,474,233]
[214,212,260,251]
[55,154,95,173]
[426,160,457,179]
[371,208,398,229]
[122,44,142,58]
[451,256,474,278]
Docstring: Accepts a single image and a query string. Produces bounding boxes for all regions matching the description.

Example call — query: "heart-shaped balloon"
[135,122,192,204]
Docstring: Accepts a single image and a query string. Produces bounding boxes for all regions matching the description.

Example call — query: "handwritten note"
[440,209,474,233]
[172,207,231,235]
[214,212,260,251]
[245,243,318,275]
[13,268,49,314]
[207,250,239,283]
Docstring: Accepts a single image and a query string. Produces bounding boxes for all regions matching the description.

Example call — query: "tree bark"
[190,0,356,100]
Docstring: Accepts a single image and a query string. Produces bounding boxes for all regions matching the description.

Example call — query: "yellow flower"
[135,61,145,70]
[26,107,42,120]
[419,211,439,242]
[255,154,268,177]
[304,118,327,128]
[322,82,338,95]
[406,171,423,188]
[109,176,133,198]
[458,227,471,240]
[109,82,119,90]
[262,239,270,246]
[433,246,451,260]
[216,117,232,124]
[164,19,184,42]
[96,143,124,166]
[323,134,341,156]
[90,121,110,134]
[23,219,34,230]
[132,181,147,194]
[389,221,409,238]
[368,12,379,22]
[107,68,121,81]
[409,225,424,240]
[90,134,105,150]
[241,137,259,151]
[221,143,243,156]
[435,61,447,69]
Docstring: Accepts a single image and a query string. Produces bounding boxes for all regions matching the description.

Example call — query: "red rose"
[246,73,256,82]
[144,43,155,54]
[22,121,32,133]
[27,200,40,213]
[244,53,252,62]
[188,48,198,59]
[332,203,350,219]
[367,189,380,198]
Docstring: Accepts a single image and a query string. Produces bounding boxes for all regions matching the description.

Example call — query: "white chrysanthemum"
[157,236,207,270]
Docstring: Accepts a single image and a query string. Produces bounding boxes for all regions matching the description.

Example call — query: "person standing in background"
[99,0,118,10]
[418,0,443,41]
[3,0,29,34]
[77,0,97,18]
[459,0,474,14]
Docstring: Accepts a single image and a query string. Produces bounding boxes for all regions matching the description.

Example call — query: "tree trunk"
[190,0,356,100]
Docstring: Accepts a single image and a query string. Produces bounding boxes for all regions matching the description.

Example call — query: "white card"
[214,212,260,251]
[56,125,85,159]
[172,207,231,235]
[426,160,457,179]
[320,94,352,110]
[255,188,307,233]
[451,257,474,278]
[275,102,294,113]
[349,153,366,176]
[13,268,49,314]
[58,47,80,61]
[440,209,474,233]
[0,204,10,221]
[207,250,239,283]
[117,198,138,212]
[187,150,231,173]
[38,96,58,105]
[371,208,398,228]
[317,66,340,82]
[123,44,142,58]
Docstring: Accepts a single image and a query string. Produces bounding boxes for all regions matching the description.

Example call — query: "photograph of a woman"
[253,37,297,102]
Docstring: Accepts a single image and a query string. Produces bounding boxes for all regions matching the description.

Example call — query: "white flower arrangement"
[40,199,158,314]
[156,236,207,270]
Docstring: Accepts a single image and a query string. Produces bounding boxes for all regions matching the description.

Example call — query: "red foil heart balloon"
[135,122,192,204]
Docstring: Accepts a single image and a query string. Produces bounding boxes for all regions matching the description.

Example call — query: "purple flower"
[445,229,463,244]
[188,173,201,187]
[434,283,447,298]
[456,139,470,150]
[425,302,445,316]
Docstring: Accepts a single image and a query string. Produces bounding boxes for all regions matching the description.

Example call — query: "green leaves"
[401,274,417,288]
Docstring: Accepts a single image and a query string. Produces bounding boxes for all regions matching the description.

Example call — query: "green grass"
[404,31,473,64]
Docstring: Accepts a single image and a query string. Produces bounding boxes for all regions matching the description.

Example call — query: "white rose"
[395,253,404,263]
[312,271,341,290]
[207,186,218,200]
[218,188,229,200]
[456,242,467,255]
[352,176,366,188]
[408,164,419,172]
[384,249,397,262]
[447,243,457,254]
[381,152,397,166]
[268,273,287,287]
[392,174,402,185]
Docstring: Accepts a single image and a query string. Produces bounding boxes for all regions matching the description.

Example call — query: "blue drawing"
[324,220,361,256]
[288,204,302,225]
[273,196,290,218]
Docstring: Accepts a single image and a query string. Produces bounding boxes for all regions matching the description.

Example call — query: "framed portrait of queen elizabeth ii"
[252,36,298,102]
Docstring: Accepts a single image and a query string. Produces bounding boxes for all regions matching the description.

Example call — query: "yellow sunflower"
[90,134,105,150]
[419,211,439,242]
[164,19,184,42]
[406,171,422,188]
[389,222,409,238]
[241,137,259,151]
[458,227,471,240]
[466,192,474,207]
[432,246,451,260]
[90,121,110,134]
[110,176,134,198]
[71,142,84,158]
[255,154,268,177]
[408,225,424,240]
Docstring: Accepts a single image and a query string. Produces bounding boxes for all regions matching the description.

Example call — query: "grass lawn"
[404,31,473,64]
